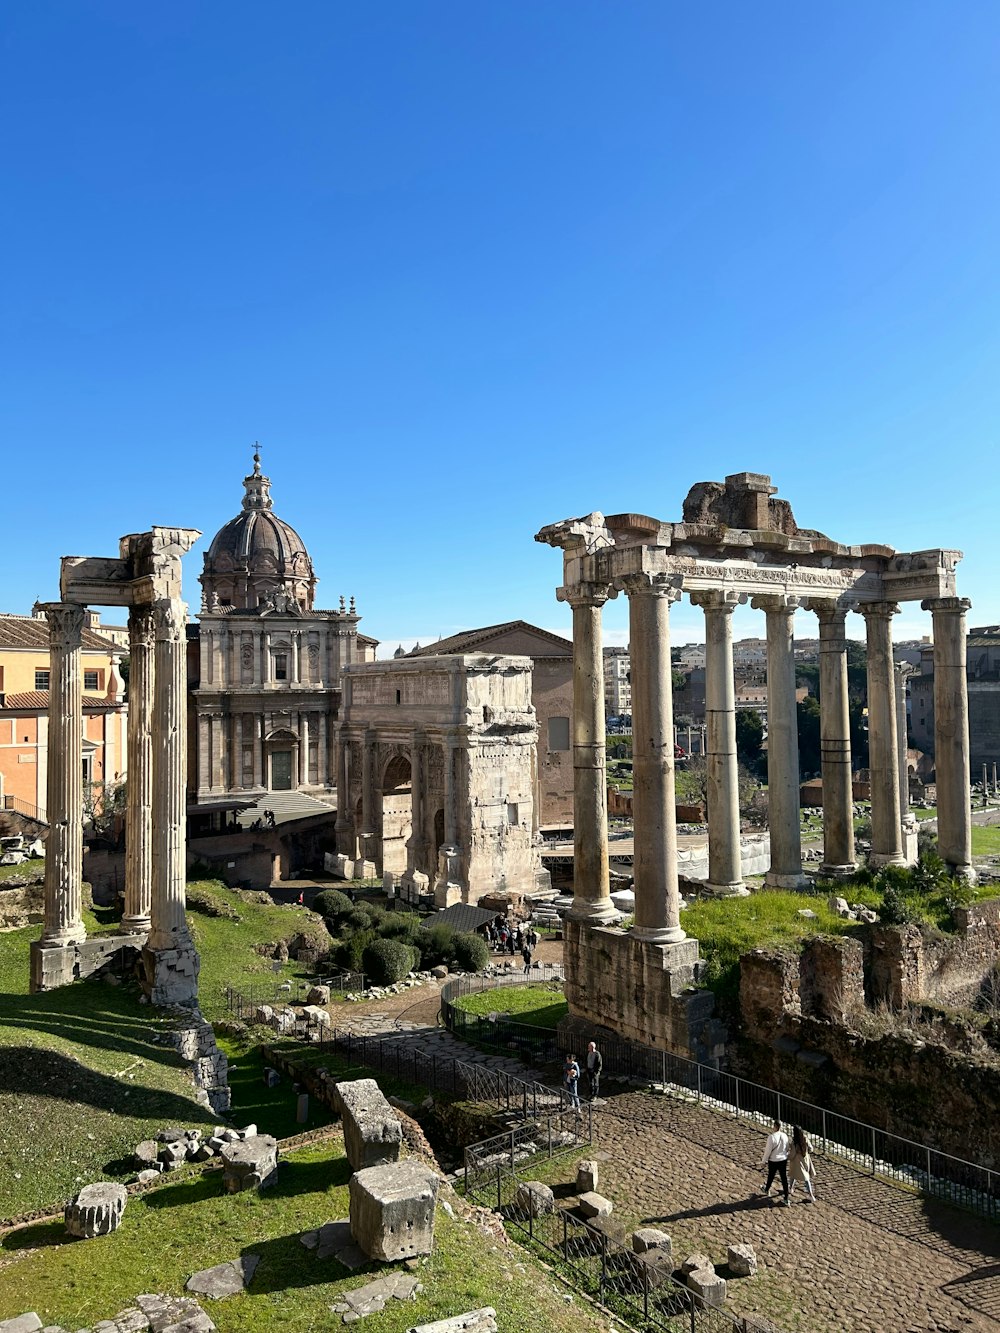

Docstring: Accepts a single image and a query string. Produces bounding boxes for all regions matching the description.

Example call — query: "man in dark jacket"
[585,1041,603,1101]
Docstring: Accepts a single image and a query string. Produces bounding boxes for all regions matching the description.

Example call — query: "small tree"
[83,778,127,842]
[362,938,416,985]
[453,931,490,972]
[313,889,353,924]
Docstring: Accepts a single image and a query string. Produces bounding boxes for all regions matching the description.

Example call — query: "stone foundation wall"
[30,933,144,992]
[560,919,726,1065]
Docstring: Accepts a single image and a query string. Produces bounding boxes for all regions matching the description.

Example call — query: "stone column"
[232,713,243,789]
[622,575,686,941]
[861,602,905,866]
[262,630,271,685]
[814,603,855,876]
[300,712,310,786]
[566,585,618,924]
[335,726,353,853]
[147,598,194,952]
[691,590,745,896]
[442,739,458,847]
[317,711,328,788]
[407,730,424,876]
[752,596,808,888]
[252,630,261,686]
[123,605,154,933]
[252,716,263,788]
[40,603,87,946]
[210,714,224,791]
[360,726,376,862]
[923,597,974,880]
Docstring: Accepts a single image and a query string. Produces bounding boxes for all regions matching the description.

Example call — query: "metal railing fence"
[439,966,566,1064]
[224,970,365,1018]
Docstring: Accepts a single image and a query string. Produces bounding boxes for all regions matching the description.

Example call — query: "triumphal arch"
[30,527,202,1006]
[537,472,972,1057]
[334,654,549,906]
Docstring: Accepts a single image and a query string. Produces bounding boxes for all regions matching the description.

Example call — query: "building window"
[274,653,288,681]
[34,670,50,690]
[507,802,520,826]
[548,716,570,751]
[84,671,100,691]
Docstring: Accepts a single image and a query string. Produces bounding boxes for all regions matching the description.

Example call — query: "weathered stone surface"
[185,1255,260,1300]
[349,1160,440,1262]
[628,1250,673,1292]
[220,1134,278,1193]
[727,1242,758,1277]
[335,1078,403,1172]
[680,1252,714,1275]
[430,965,449,980]
[299,1218,367,1270]
[575,1159,599,1193]
[577,1191,612,1218]
[407,1310,498,1333]
[330,1272,420,1322]
[687,1267,727,1309]
[0,1316,43,1333]
[514,1181,555,1217]
[307,984,331,1004]
[302,1004,331,1028]
[632,1228,672,1258]
[65,1182,127,1238]
[135,1292,216,1332]
[135,1140,159,1167]
[137,1169,162,1185]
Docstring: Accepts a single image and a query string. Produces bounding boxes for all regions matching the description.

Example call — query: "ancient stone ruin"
[536,472,973,1057]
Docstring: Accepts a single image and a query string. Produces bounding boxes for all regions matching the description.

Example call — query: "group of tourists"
[759,1117,818,1205]
[486,918,539,973]
[562,1042,603,1109]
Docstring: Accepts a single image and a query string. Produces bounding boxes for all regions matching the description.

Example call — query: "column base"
[631,923,687,944]
[819,862,858,880]
[39,924,87,948]
[141,943,200,1007]
[566,898,622,926]
[869,852,907,868]
[121,915,152,935]
[945,862,977,885]
[704,881,750,898]
[765,870,811,891]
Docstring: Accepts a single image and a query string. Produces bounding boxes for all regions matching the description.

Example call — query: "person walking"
[522,942,533,975]
[563,1053,582,1111]
[585,1041,603,1101]
[787,1125,817,1203]
[759,1118,791,1205]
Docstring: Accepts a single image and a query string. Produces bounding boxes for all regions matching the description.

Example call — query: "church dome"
[200,451,317,613]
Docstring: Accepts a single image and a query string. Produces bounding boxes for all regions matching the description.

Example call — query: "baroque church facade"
[187,454,376,815]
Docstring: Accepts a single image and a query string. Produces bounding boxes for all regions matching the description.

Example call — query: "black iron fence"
[224,970,365,1018]
[439,966,566,1064]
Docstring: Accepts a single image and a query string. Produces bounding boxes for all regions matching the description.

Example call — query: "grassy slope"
[453,984,568,1029]
[972,825,1000,856]
[0,1141,605,1333]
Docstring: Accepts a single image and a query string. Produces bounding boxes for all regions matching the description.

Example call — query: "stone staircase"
[236,790,335,828]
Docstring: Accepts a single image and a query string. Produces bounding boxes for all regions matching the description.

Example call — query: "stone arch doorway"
[265,729,298,791]
[381,753,412,877]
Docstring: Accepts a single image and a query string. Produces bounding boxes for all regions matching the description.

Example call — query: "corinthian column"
[923,597,974,880]
[148,598,193,951]
[40,603,87,946]
[565,584,618,925]
[335,725,353,854]
[814,602,856,876]
[861,602,905,866]
[621,574,686,941]
[691,590,746,896]
[123,605,155,934]
[752,596,808,889]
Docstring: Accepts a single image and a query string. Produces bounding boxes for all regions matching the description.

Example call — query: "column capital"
[689,589,744,613]
[921,596,972,615]
[39,602,86,646]
[750,594,800,614]
[807,597,854,627]
[153,598,187,642]
[859,600,900,623]
[129,604,156,649]
[616,572,682,601]
[559,582,615,610]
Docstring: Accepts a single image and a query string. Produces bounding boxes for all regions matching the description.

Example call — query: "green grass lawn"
[972,825,1000,856]
[0,1140,607,1333]
[452,983,568,1029]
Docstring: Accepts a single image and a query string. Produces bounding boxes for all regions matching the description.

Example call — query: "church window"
[84,671,100,691]
[275,653,288,681]
[548,716,570,751]
[34,670,50,690]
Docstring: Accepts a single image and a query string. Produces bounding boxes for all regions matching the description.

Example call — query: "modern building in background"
[910,625,1000,776]
[603,645,631,720]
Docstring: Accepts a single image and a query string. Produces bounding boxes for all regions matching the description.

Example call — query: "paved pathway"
[331,983,1000,1333]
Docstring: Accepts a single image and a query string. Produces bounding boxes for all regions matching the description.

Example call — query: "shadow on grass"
[142,1153,350,1211]
[241,1231,371,1294]
[1,1219,66,1253]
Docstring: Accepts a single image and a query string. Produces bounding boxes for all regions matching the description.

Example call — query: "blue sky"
[3,3,998,653]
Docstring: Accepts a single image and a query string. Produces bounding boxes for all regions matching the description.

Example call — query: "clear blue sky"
[3,3,999,652]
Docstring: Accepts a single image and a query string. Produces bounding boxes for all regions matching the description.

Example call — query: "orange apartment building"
[0,612,127,820]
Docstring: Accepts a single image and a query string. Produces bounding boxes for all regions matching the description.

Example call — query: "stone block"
[514,1181,555,1217]
[348,1160,440,1262]
[137,1169,162,1185]
[253,1005,274,1025]
[135,1140,159,1167]
[0,1316,43,1333]
[430,965,449,980]
[141,944,200,1007]
[407,1310,498,1333]
[799,935,864,1023]
[335,1078,403,1172]
[135,1292,216,1331]
[628,1250,673,1292]
[680,1252,714,1275]
[632,1228,672,1260]
[64,1182,127,1238]
[186,1255,260,1299]
[307,984,331,1005]
[354,859,377,880]
[577,1191,612,1218]
[575,1159,599,1193]
[220,1134,278,1192]
[727,1242,758,1277]
[302,1004,331,1028]
[687,1267,727,1310]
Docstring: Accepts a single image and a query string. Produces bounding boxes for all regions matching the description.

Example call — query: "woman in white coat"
[788,1124,817,1202]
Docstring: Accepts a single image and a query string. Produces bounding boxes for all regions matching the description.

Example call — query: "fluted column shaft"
[924,597,974,879]
[41,603,87,946]
[815,604,855,875]
[148,598,193,950]
[123,605,155,933]
[624,576,685,941]
[335,726,353,854]
[408,731,424,875]
[862,602,904,866]
[300,712,310,786]
[361,727,375,859]
[753,597,808,888]
[567,586,617,924]
[443,739,458,846]
[693,591,744,895]
[895,664,914,828]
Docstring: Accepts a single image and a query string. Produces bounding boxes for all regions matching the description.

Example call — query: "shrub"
[362,938,416,986]
[879,881,920,927]
[378,910,421,942]
[346,906,376,931]
[453,931,490,973]
[313,889,353,923]
[337,928,376,973]
[419,922,457,969]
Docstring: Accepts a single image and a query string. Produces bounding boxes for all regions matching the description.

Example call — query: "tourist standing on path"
[563,1053,582,1110]
[522,942,533,975]
[759,1118,791,1205]
[788,1125,817,1202]
[585,1041,603,1101]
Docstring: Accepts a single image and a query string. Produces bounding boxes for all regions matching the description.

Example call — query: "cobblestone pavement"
[333,984,1000,1333]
